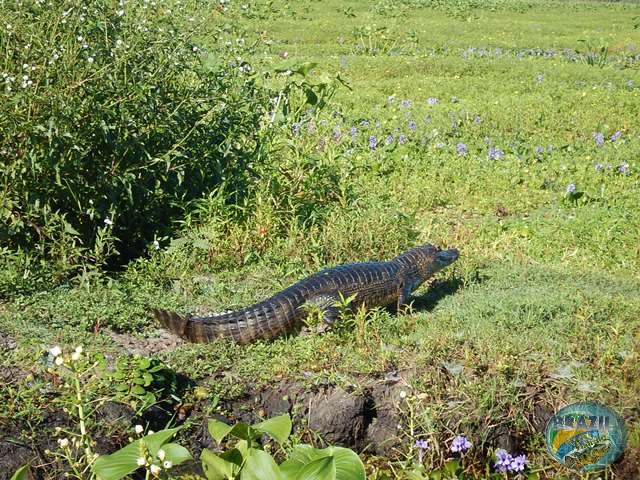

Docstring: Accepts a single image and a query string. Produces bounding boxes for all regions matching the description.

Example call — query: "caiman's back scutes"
[152,243,459,343]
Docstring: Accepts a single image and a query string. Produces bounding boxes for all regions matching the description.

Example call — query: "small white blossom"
[153,240,160,250]
[50,346,62,357]
[399,390,407,399]
[57,438,69,448]
[163,460,173,469]
[134,424,144,434]
[136,456,146,466]
[55,356,64,366]
[149,464,161,475]
[75,346,83,354]
[157,449,166,461]
[71,351,81,361]
[104,217,113,225]
[87,57,94,63]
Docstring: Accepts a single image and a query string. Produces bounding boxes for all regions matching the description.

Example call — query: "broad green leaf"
[201,449,238,480]
[279,458,305,479]
[295,62,318,77]
[143,427,182,456]
[10,465,30,480]
[297,456,335,480]
[208,418,234,443]
[254,414,292,444]
[289,445,365,480]
[93,441,140,480]
[240,448,281,480]
[159,442,192,465]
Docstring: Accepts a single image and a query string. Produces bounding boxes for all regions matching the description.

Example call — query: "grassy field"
[1,0,640,478]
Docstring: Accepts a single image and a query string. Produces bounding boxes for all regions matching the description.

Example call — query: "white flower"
[87,57,94,63]
[57,438,69,448]
[157,449,165,461]
[136,456,146,466]
[49,346,62,357]
[71,351,81,361]
[104,217,113,225]
[153,240,160,250]
[163,460,173,469]
[55,356,64,366]
[399,390,407,399]
[149,464,161,475]
[134,424,144,434]
[75,346,83,354]
[22,63,29,69]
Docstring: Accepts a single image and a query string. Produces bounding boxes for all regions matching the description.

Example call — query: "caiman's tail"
[152,308,189,338]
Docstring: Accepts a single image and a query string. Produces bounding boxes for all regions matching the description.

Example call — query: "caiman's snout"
[436,248,459,265]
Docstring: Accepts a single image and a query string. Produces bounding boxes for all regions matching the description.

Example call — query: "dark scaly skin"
[153,243,459,343]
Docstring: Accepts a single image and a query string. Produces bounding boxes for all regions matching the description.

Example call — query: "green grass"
[2,0,640,478]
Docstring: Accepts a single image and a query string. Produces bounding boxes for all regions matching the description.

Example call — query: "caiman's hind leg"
[300,295,340,335]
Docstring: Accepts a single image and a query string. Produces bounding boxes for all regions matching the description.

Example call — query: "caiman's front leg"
[397,277,417,313]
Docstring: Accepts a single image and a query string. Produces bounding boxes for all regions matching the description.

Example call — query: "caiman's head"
[395,243,459,280]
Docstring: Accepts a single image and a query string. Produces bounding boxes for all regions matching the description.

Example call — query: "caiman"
[153,243,459,343]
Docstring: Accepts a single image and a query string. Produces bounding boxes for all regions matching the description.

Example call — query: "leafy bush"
[0,0,271,276]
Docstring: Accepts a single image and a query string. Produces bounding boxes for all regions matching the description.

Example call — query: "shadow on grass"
[409,276,466,313]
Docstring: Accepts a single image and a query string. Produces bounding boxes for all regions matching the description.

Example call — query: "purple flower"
[593,132,604,146]
[457,142,468,155]
[536,74,545,83]
[408,120,417,131]
[450,435,472,453]
[427,97,438,105]
[414,439,429,450]
[510,454,528,472]
[494,449,512,473]
[473,115,481,125]
[387,95,395,104]
[398,133,407,144]
[611,131,622,142]
[400,99,412,108]
[566,183,576,194]
[332,127,341,141]
[385,134,394,145]
[535,146,544,156]
[350,126,358,138]
[414,438,430,464]
[618,162,630,175]
[595,163,604,172]
[488,147,504,160]
[291,122,301,136]
[368,135,377,150]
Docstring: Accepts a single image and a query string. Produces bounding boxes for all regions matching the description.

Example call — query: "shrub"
[0,0,271,277]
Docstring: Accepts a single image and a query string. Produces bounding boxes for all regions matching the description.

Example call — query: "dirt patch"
[106,327,186,356]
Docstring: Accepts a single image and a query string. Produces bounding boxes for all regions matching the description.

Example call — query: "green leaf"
[254,414,292,444]
[63,221,80,235]
[208,418,235,443]
[201,449,238,480]
[143,427,182,456]
[240,448,281,480]
[297,456,335,479]
[288,445,365,480]
[159,442,192,465]
[10,465,30,480]
[93,441,140,480]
